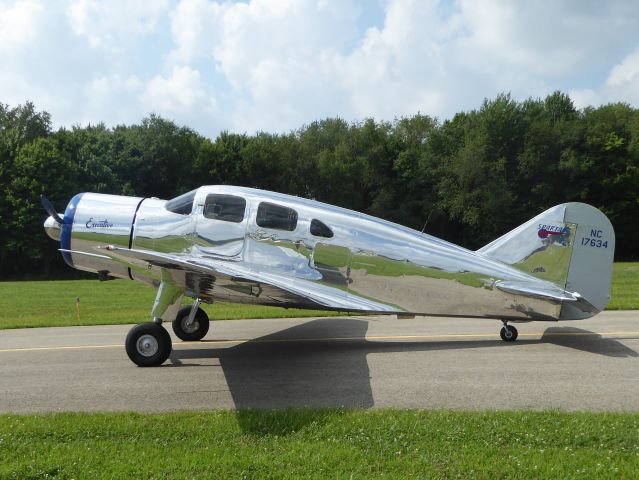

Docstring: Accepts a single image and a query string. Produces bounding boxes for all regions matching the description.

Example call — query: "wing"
[96,246,400,313]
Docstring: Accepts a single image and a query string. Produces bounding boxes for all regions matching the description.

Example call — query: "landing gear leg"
[125,271,183,366]
[500,322,518,342]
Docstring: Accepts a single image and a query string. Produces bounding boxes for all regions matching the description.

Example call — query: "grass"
[1,410,638,479]
[609,262,639,310]
[0,280,342,330]
[0,262,636,330]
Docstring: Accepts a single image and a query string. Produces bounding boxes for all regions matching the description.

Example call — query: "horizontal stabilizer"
[495,281,577,303]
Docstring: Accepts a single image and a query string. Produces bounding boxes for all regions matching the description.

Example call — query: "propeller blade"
[40,195,64,224]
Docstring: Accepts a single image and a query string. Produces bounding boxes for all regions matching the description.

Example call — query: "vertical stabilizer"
[477,203,615,319]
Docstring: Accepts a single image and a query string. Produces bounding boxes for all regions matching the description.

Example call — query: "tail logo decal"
[537,224,570,245]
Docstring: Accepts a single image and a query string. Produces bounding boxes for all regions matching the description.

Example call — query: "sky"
[1,0,639,138]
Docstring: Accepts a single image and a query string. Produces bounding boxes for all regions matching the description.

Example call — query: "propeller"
[40,195,64,224]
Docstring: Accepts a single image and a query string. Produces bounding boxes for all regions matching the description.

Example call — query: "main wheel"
[500,324,518,342]
[172,306,210,341]
[125,323,172,366]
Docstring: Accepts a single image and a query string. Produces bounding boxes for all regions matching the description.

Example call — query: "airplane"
[42,186,615,366]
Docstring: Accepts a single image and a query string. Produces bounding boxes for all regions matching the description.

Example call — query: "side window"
[204,194,246,223]
[256,202,298,231]
[310,219,333,238]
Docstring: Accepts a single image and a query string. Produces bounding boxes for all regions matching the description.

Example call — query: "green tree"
[5,137,78,276]
[0,102,52,277]
[195,131,249,188]
[436,95,525,247]
[2,93,639,278]
[109,115,204,198]
[565,103,639,257]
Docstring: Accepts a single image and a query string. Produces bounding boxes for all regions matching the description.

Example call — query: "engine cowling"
[58,192,144,278]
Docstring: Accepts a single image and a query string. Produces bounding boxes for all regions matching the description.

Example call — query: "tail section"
[477,203,615,319]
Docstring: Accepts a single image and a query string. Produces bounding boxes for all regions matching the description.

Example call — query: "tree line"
[1,92,638,278]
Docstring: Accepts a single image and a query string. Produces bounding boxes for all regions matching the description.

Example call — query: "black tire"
[125,323,172,367]
[500,325,518,342]
[172,306,210,341]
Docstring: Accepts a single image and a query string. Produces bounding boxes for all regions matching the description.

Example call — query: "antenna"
[421,209,434,234]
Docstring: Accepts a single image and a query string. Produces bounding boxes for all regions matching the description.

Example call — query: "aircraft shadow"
[168,318,637,432]
[169,318,517,411]
[171,318,375,434]
[172,318,375,411]
[539,326,639,357]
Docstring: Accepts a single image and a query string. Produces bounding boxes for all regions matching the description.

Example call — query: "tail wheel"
[125,323,172,367]
[172,306,210,341]
[500,324,518,342]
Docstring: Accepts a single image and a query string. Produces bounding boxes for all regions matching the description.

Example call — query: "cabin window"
[165,189,197,215]
[310,219,333,238]
[204,194,246,223]
[256,202,298,231]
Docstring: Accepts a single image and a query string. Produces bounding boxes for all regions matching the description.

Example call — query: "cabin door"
[193,194,248,258]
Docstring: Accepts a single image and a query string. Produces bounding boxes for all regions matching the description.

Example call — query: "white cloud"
[1,0,639,137]
[0,1,78,116]
[456,1,583,77]
[66,0,169,51]
[607,49,639,87]
[335,0,455,119]
[168,0,222,64]
[87,75,143,98]
[568,88,601,110]
[80,74,144,125]
[210,0,360,87]
[163,0,639,133]
[571,47,639,108]
[0,0,42,51]
[142,65,215,113]
[165,0,364,130]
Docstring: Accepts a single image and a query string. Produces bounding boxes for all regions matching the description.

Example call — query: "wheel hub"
[136,334,159,357]
[181,318,199,334]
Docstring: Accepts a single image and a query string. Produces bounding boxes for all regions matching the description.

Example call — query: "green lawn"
[0,262,636,329]
[0,279,342,330]
[609,262,639,310]
[1,410,638,479]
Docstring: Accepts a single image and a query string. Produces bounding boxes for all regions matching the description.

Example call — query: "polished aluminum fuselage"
[59,186,577,321]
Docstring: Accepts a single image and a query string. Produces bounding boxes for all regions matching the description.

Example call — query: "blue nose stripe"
[60,193,84,267]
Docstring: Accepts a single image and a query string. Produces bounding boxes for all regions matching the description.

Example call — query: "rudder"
[561,203,615,318]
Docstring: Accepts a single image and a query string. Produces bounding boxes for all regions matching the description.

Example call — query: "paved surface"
[1,311,638,413]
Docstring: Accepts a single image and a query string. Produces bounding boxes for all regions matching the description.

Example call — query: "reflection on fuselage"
[66,186,577,321]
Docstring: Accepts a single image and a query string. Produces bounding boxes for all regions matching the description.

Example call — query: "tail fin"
[477,203,615,319]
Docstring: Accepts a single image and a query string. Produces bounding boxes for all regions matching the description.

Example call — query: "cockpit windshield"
[165,189,197,215]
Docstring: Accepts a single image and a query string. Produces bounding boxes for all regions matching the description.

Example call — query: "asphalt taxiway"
[1,311,638,413]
